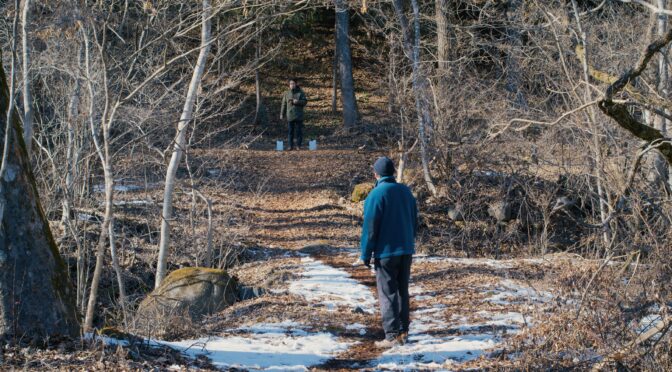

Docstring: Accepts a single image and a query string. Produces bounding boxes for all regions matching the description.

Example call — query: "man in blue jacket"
[358,156,418,348]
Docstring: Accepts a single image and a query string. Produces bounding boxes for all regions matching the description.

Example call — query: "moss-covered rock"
[351,183,374,202]
[135,267,238,335]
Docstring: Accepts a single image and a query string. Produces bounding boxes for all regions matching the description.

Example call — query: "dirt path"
[150,147,560,371]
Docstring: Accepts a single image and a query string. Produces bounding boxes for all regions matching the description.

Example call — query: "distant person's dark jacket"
[280,87,307,121]
[360,176,418,260]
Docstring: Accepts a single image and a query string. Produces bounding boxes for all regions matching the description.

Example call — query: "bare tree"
[505,0,528,110]
[20,0,33,157]
[570,0,612,248]
[0,47,80,341]
[435,0,450,70]
[652,0,670,188]
[156,0,213,288]
[332,27,339,115]
[334,0,358,128]
[392,0,438,196]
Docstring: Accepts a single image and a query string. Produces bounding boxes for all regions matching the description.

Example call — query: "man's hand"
[280,114,284,120]
[292,98,298,104]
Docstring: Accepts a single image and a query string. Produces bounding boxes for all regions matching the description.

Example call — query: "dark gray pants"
[375,254,412,340]
[288,119,303,149]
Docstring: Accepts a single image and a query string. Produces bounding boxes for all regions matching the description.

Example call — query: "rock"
[353,306,366,314]
[488,201,513,222]
[447,204,464,221]
[136,267,238,330]
[238,286,266,301]
[351,183,375,203]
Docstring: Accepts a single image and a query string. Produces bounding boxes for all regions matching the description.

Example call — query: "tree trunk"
[61,47,83,236]
[505,0,528,110]
[654,0,670,188]
[392,0,438,197]
[435,0,450,70]
[254,21,262,125]
[332,31,338,115]
[82,25,117,332]
[156,0,212,288]
[334,0,358,128]
[0,49,80,342]
[570,0,612,250]
[108,219,127,328]
[21,0,33,157]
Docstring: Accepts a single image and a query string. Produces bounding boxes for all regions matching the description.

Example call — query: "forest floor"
[110,146,574,371]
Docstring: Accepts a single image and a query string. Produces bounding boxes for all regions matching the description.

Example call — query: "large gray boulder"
[135,267,238,335]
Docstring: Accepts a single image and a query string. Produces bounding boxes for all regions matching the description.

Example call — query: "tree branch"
[598,22,672,165]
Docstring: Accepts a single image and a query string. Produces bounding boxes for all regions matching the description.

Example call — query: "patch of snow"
[634,314,664,340]
[373,283,535,370]
[484,279,553,305]
[454,311,527,334]
[346,323,368,335]
[83,332,130,347]
[93,180,158,193]
[413,255,547,269]
[289,257,377,314]
[207,169,222,176]
[377,333,497,370]
[237,321,308,336]
[414,255,514,269]
[414,295,434,301]
[77,213,98,222]
[164,326,352,371]
[113,199,153,206]
[345,323,366,330]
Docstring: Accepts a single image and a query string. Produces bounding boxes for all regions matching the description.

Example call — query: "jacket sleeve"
[360,193,383,261]
[412,195,419,239]
[280,93,287,116]
[295,91,308,107]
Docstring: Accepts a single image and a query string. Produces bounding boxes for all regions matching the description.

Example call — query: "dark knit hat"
[373,156,395,177]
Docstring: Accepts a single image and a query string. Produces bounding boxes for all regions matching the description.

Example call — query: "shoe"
[374,337,400,348]
[399,332,409,345]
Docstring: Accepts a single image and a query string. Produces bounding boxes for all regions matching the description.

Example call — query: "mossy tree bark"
[0,54,80,342]
[598,9,672,166]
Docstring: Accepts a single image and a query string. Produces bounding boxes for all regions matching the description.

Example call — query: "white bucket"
[309,140,317,151]
[276,141,284,151]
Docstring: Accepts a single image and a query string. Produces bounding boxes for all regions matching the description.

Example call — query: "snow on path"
[375,287,504,370]
[92,255,550,371]
[160,256,374,371]
[374,266,551,370]
[289,256,377,314]
[163,322,351,371]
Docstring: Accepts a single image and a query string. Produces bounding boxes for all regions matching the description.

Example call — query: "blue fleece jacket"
[360,176,418,260]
